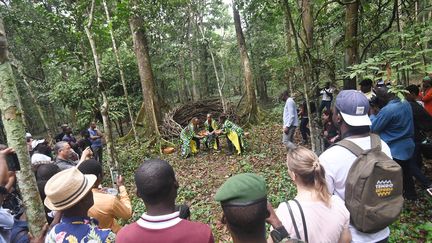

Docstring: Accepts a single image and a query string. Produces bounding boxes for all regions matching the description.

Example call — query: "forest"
[0,0,431,242]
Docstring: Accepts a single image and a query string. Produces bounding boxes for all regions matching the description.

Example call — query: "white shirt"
[319,136,392,243]
[0,206,14,243]
[320,88,334,101]
[283,97,299,127]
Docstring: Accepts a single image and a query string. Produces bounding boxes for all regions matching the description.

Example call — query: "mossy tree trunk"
[0,19,47,236]
[129,0,162,135]
[233,2,258,123]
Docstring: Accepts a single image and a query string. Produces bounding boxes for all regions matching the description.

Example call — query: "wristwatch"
[270,226,289,243]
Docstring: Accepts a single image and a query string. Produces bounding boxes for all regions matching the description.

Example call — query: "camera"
[6,153,20,171]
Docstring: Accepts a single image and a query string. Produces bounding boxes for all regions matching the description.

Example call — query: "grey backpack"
[336,134,404,233]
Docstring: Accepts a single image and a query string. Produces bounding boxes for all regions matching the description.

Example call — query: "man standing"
[88,122,104,163]
[319,82,334,114]
[281,91,298,148]
[371,88,416,200]
[319,90,392,243]
[116,159,214,243]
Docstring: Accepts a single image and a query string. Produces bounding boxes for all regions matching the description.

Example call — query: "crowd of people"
[0,76,431,243]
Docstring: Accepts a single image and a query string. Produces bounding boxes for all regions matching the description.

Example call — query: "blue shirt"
[45,216,115,243]
[371,99,415,160]
[88,128,103,148]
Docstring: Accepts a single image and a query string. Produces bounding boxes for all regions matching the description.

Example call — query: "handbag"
[286,199,309,243]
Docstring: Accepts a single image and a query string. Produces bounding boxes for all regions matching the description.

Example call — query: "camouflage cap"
[215,173,267,206]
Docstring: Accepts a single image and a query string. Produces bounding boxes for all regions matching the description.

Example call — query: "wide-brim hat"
[44,167,96,211]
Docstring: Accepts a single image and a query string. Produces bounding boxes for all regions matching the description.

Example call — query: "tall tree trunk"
[84,0,118,168]
[197,25,227,112]
[129,1,162,135]
[301,0,313,49]
[102,0,138,143]
[281,0,293,95]
[0,19,47,236]
[284,0,320,153]
[188,13,199,100]
[233,2,258,123]
[344,0,359,90]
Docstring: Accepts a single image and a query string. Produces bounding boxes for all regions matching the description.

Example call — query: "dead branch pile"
[160,98,237,139]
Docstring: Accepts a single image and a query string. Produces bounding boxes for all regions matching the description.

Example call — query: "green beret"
[423,76,431,82]
[215,173,267,205]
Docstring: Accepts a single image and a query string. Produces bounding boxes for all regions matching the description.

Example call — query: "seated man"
[180,117,203,158]
[44,167,115,242]
[215,173,289,243]
[217,114,245,155]
[54,141,92,170]
[78,159,132,233]
[116,159,214,243]
[203,113,220,151]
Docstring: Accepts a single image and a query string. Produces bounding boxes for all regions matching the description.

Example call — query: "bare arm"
[338,227,352,243]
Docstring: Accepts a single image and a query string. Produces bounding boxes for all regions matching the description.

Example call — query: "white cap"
[31,139,45,150]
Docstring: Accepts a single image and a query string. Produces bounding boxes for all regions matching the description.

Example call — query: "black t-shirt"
[408,101,432,142]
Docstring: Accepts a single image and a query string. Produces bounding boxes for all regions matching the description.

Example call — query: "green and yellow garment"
[180,123,198,157]
[204,119,219,150]
[222,120,245,154]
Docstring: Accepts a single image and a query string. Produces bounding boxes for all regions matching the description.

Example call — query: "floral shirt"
[222,120,243,135]
[45,216,115,243]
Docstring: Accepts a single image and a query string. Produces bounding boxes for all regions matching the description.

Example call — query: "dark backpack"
[336,134,404,233]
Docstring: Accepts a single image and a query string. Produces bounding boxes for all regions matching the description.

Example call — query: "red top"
[422,88,432,116]
[116,212,214,243]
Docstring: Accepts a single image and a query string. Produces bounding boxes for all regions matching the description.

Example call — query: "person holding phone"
[78,159,131,233]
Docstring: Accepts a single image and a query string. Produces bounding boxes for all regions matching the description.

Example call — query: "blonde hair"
[286,146,331,206]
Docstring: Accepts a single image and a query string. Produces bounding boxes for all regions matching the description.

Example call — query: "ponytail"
[287,146,331,207]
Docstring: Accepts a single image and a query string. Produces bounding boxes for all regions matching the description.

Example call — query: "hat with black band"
[44,167,96,211]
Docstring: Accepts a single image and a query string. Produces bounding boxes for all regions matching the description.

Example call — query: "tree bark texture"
[84,0,118,168]
[0,19,47,236]
[344,0,360,90]
[233,3,258,122]
[103,0,138,143]
[129,4,162,135]
[280,0,294,95]
[300,0,314,49]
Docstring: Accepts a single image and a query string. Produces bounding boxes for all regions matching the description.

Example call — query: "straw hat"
[44,167,96,211]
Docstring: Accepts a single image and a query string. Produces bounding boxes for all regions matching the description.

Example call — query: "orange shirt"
[422,88,432,116]
[88,186,132,233]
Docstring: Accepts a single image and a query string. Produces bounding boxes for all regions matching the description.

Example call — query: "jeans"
[394,158,417,200]
[319,100,332,114]
[92,146,103,164]
[300,118,310,143]
[409,144,431,187]
[282,126,296,148]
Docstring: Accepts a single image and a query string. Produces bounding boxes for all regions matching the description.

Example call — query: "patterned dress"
[203,119,219,150]
[222,120,245,154]
[180,123,198,157]
[44,216,115,243]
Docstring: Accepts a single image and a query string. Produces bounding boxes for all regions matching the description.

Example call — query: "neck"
[57,154,67,160]
[63,209,88,218]
[145,201,176,216]
[296,184,320,202]
[232,234,266,243]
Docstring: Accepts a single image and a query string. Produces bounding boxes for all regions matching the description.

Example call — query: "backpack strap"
[286,201,301,240]
[336,139,364,157]
[370,133,382,150]
[293,199,308,243]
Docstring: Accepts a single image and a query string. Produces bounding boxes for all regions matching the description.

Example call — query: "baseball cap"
[31,139,46,150]
[335,90,371,127]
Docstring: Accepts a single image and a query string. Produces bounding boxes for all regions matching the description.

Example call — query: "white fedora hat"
[44,167,96,211]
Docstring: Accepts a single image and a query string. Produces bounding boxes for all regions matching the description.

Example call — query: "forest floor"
[114,106,432,242]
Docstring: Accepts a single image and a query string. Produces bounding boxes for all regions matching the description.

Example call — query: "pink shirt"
[275,195,349,243]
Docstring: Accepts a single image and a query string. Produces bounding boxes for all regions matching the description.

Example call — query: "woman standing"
[272,146,351,243]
